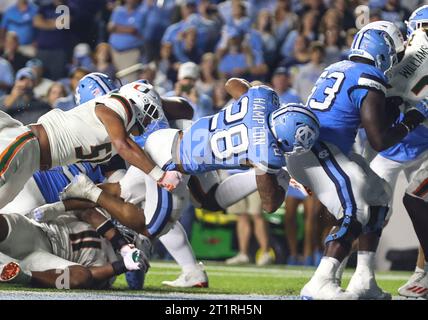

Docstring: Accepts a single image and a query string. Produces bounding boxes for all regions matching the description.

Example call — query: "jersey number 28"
[209,97,249,160]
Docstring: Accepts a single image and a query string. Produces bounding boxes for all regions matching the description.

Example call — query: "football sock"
[159,222,197,272]
[355,251,376,276]
[314,256,340,279]
[335,255,349,283]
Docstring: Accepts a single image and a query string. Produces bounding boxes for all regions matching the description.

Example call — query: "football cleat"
[300,276,358,300]
[347,272,392,300]
[398,271,428,299]
[60,174,102,203]
[0,262,29,284]
[225,253,250,265]
[162,262,208,288]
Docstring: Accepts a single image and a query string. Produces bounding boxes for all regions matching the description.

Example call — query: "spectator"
[225,187,274,267]
[280,34,311,70]
[0,0,38,57]
[196,0,222,53]
[33,0,72,80]
[166,61,214,120]
[381,0,411,23]
[137,62,172,95]
[71,43,95,72]
[0,56,14,97]
[173,25,203,63]
[331,0,356,30]
[322,27,343,65]
[2,31,30,73]
[254,9,277,68]
[45,81,67,108]
[280,10,318,61]
[139,0,174,62]
[54,67,89,111]
[340,28,358,60]
[217,27,253,80]
[293,41,326,103]
[25,58,53,99]
[196,52,219,98]
[270,67,301,104]
[93,42,116,81]
[212,79,230,110]
[0,67,50,124]
[108,0,144,83]
[273,0,298,45]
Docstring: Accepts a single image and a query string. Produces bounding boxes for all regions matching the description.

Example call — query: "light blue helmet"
[349,28,398,77]
[75,72,118,104]
[406,5,428,38]
[269,103,320,155]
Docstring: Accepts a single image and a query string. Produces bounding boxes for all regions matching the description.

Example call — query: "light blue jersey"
[380,114,428,162]
[33,163,104,204]
[307,60,388,155]
[178,86,285,174]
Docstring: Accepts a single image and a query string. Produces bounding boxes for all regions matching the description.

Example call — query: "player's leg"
[398,163,428,298]
[225,198,251,265]
[160,222,208,288]
[0,213,52,260]
[1,177,46,215]
[0,124,40,209]
[284,190,303,265]
[303,195,317,266]
[287,142,390,300]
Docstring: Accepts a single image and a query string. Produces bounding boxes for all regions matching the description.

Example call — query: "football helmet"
[406,5,428,37]
[75,72,117,105]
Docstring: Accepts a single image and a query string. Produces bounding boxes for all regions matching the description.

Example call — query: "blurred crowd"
[0,0,425,265]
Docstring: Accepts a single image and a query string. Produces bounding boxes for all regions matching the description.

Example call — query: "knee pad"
[325,214,362,249]
[362,206,388,237]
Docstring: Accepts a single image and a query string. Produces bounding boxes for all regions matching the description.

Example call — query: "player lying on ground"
[286,26,428,300]
[0,207,149,289]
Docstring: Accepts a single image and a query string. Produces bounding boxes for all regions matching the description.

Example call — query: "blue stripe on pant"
[312,142,357,243]
[147,186,173,238]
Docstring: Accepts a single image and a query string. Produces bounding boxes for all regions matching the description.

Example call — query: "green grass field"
[0,261,413,298]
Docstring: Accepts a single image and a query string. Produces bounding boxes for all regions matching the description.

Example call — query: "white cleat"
[225,253,250,265]
[398,271,428,299]
[346,273,391,300]
[300,277,359,300]
[162,262,208,288]
[60,174,102,203]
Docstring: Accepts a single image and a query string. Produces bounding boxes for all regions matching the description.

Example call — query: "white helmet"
[360,21,406,58]
[118,80,165,129]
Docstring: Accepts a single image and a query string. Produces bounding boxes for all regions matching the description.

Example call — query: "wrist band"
[110,232,129,251]
[96,219,115,236]
[112,260,127,275]
[149,166,164,181]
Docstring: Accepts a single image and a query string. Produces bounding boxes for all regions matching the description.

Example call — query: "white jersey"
[37,93,135,167]
[388,28,428,104]
[40,213,113,267]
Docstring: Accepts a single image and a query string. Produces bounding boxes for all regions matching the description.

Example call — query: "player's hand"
[26,201,66,222]
[158,170,183,191]
[120,244,150,273]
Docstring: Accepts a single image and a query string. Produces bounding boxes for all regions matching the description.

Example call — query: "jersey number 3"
[308,71,345,111]
[210,97,249,160]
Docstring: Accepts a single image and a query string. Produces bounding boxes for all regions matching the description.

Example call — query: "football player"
[0,209,149,289]
[0,72,184,210]
[286,27,428,299]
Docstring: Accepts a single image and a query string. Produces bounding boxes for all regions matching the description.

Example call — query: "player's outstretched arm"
[255,171,285,213]
[161,97,194,120]
[361,90,423,152]
[96,106,181,190]
[225,78,251,100]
